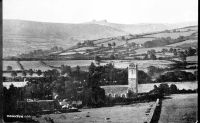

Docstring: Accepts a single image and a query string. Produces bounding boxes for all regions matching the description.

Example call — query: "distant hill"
[3,19,197,57]
[89,20,198,34]
[3,19,127,57]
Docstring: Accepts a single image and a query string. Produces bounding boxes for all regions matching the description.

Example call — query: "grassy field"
[144,30,196,39]
[186,56,198,62]
[3,59,174,73]
[134,47,172,54]
[34,102,154,123]
[158,93,198,123]
[127,37,155,44]
[20,61,53,71]
[167,39,197,47]
[3,61,21,71]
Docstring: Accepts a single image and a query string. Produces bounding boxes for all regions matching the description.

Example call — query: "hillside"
[90,20,197,34]
[3,19,198,57]
[3,19,127,57]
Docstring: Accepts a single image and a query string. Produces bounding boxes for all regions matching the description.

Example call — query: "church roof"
[101,85,129,95]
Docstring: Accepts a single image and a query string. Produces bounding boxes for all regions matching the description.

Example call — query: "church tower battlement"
[128,63,138,93]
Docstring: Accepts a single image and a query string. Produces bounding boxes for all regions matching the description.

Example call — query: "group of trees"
[77,40,95,47]
[155,70,197,82]
[107,42,116,49]
[7,69,42,79]
[143,49,157,60]
[143,36,190,48]
[150,83,196,96]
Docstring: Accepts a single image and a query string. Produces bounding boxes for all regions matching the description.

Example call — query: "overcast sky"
[3,0,198,24]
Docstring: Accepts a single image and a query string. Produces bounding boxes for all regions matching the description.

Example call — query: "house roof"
[101,85,129,95]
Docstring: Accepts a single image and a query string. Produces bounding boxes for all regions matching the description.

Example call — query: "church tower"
[128,63,138,93]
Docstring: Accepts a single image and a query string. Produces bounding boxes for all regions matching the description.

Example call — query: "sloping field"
[3,61,21,71]
[135,47,172,54]
[159,94,197,123]
[127,37,155,44]
[144,30,196,39]
[175,42,198,48]
[101,60,174,72]
[96,39,126,47]
[35,102,154,123]
[178,26,198,31]
[43,60,94,68]
[3,37,71,57]
[20,61,53,71]
[73,46,98,51]
[167,39,197,47]
[93,38,114,44]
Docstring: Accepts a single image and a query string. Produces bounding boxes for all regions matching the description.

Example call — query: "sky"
[3,0,198,24]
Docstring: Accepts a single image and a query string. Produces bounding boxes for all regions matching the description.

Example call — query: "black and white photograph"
[1,0,198,122]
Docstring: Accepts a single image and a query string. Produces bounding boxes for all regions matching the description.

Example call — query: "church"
[101,63,138,98]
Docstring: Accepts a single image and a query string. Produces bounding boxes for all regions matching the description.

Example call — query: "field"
[72,46,98,51]
[138,81,197,93]
[20,61,53,71]
[34,102,155,123]
[167,39,197,47]
[186,56,198,62]
[3,61,21,71]
[2,60,174,73]
[158,93,197,123]
[43,60,94,68]
[144,30,196,39]
[3,36,72,57]
[134,47,172,54]
[96,39,125,47]
[127,37,155,44]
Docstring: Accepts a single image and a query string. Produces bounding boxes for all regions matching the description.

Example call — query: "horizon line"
[3,18,198,25]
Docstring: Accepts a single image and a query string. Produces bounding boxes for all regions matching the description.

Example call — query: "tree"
[187,47,196,56]
[121,36,125,40]
[179,51,186,63]
[150,53,157,60]
[22,71,27,77]
[159,83,170,94]
[7,66,12,71]
[89,62,96,74]
[36,70,42,76]
[77,42,82,47]
[61,65,72,76]
[75,65,80,80]
[110,54,115,60]
[112,42,116,47]
[131,42,136,47]
[170,84,178,94]
[169,48,173,53]
[162,48,168,54]
[11,71,17,78]
[95,55,101,65]
[108,43,112,48]
[138,70,152,84]
[82,86,105,107]
[173,49,177,56]
[28,69,34,76]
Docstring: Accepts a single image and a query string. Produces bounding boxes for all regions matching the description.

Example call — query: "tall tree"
[11,71,17,78]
